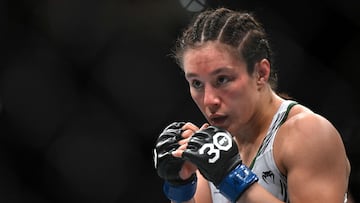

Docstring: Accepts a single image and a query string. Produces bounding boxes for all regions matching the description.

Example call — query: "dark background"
[0,0,359,202]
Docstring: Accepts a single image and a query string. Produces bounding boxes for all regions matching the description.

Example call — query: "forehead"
[182,42,245,74]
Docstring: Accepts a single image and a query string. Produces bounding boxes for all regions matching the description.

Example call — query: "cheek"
[226,82,247,101]
[226,90,253,127]
[190,90,202,106]
[190,90,207,114]
[226,91,245,111]
[225,81,254,112]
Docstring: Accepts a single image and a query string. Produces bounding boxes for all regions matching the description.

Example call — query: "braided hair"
[174,7,277,90]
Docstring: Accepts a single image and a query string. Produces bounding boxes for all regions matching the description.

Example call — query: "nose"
[203,86,220,112]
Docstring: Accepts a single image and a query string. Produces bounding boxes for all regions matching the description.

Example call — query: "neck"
[234,92,283,163]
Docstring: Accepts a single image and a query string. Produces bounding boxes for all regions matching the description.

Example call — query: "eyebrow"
[185,67,233,79]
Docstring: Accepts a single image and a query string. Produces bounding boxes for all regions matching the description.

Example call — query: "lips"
[208,114,227,127]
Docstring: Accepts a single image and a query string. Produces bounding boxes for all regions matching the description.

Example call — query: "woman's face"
[182,42,260,135]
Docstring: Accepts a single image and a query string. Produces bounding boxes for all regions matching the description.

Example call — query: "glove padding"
[182,126,242,186]
[153,122,195,185]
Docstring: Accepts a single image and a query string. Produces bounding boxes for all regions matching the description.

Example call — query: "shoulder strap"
[249,100,298,169]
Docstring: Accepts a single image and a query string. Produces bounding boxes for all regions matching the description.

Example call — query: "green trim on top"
[249,101,298,169]
[279,102,298,126]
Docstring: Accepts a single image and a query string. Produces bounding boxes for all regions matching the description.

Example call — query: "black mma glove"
[153,122,197,202]
[182,126,258,203]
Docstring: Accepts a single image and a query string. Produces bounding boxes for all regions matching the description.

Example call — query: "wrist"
[217,164,258,203]
[163,175,197,203]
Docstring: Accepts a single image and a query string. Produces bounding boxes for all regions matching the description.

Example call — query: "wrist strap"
[217,164,258,203]
[163,176,197,203]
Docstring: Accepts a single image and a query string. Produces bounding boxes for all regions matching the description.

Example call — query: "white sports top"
[209,100,348,203]
[209,100,297,203]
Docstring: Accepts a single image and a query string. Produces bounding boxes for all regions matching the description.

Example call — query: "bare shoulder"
[280,104,342,146]
[275,103,350,174]
[273,103,351,202]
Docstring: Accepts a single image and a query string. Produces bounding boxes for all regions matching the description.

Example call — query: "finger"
[178,143,188,151]
[181,122,209,138]
[172,149,183,157]
[200,123,209,130]
[178,137,191,145]
[181,129,194,138]
[182,122,200,132]
[172,143,187,157]
[179,123,209,147]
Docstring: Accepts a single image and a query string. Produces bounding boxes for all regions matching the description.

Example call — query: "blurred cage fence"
[0,0,359,202]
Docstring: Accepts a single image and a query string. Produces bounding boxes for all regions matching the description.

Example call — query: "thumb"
[179,161,197,180]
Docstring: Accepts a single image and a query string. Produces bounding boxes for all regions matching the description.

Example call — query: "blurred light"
[179,0,207,12]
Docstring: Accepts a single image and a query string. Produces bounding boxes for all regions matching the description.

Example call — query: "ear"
[255,59,270,86]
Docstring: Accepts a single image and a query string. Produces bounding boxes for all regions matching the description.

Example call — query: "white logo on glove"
[199,132,232,163]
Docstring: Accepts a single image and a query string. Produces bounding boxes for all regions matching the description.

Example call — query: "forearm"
[171,199,195,203]
[236,183,284,203]
[167,184,285,203]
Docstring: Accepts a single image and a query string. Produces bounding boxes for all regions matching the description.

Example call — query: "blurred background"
[0,0,359,202]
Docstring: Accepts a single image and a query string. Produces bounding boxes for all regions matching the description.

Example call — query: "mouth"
[208,115,227,127]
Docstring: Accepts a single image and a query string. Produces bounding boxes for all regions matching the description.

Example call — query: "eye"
[216,75,230,86]
[191,79,203,89]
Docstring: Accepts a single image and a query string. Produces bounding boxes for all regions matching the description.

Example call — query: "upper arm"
[281,113,350,203]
